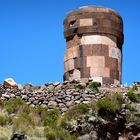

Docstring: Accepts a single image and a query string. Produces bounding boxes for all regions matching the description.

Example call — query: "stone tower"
[63,6,124,84]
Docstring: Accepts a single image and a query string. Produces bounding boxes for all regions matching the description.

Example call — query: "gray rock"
[66,91,71,95]
[136,103,140,112]
[121,104,126,109]
[26,102,31,105]
[28,97,35,103]
[66,101,73,107]
[90,131,98,140]
[57,95,65,99]
[30,104,35,107]
[40,104,47,108]
[74,95,81,100]
[48,101,57,108]
[83,101,90,104]
[40,85,47,90]
[43,100,48,104]
[79,134,90,140]
[10,94,16,98]
[84,97,91,101]
[61,108,67,112]
[65,97,71,101]
[18,84,23,90]
[22,95,28,100]
[73,92,80,96]
[2,94,10,99]
[59,103,66,108]
[88,116,96,123]
[75,100,81,104]
[55,98,62,103]
[53,82,60,86]
[47,85,55,91]
[33,100,39,105]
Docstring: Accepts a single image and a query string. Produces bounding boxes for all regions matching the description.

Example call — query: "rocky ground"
[0,79,140,140]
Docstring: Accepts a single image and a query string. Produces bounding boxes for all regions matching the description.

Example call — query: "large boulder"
[4,78,18,88]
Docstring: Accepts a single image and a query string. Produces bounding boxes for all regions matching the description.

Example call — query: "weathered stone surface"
[80,67,90,78]
[64,46,79,61]
[4,78,18,88]
[48,101,57,108]
[87,56,105,68]
[2,94,10,99]
[79,44,109,57]
[66,35,81,49]
[63,6,123,84]
[81,35,116,46]
[74,57,87,69]
[64,58,75,72]
[79,18,93,27]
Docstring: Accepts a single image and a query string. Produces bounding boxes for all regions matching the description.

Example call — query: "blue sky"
[0,0,139,85]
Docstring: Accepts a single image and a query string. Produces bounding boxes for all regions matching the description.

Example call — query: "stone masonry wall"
[0,80,128,113]
[63,6,124,84]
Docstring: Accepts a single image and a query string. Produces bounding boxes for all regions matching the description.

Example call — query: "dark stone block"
[74,57,87,69]
[110,69,119,80]
[102,77,114,84]
[80,67,90,78]
[63,72,70,81]
[79,44,109,57]
[105,57,118,70]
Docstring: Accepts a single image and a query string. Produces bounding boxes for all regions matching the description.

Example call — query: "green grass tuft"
[97,97,119,113]
[127,92,140,102]
[89,82,100,91]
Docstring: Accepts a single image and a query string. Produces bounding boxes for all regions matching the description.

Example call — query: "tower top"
[63,6,124,84]
[67,6,122,20]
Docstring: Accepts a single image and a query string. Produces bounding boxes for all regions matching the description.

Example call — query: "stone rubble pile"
[0,80,108,112]
[0,78,138,112]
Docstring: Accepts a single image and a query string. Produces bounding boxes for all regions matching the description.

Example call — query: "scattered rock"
[10,94,16,98]
[4,78,18,88]
[48,101,57,108]
[88,116,96,124]
[2,94,10,99]
[11,133,27,140]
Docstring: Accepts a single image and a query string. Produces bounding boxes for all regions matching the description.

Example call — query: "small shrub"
[126,113,140,124]
[0,126,11,140]
[125,103,136,111]
[97,97,119,113]
[0,100,4,108]
[4,97,26,114]
[76,83,86,89]
[127,92,140,102]
[0,113,7,126]
[59,116,72,130]
[67,104,89,119]
[89,82,100,91]
[55,129,77,140]
[131,85,138,91]
[114,93,124,104]
[12,112,34,133]
[59,117,67,129]
[44,127,77,140]
[44,127,56,140]
[43,109,60,127]
[113,93,124,109]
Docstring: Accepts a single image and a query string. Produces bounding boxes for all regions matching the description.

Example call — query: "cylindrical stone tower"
[63,6,124,84]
